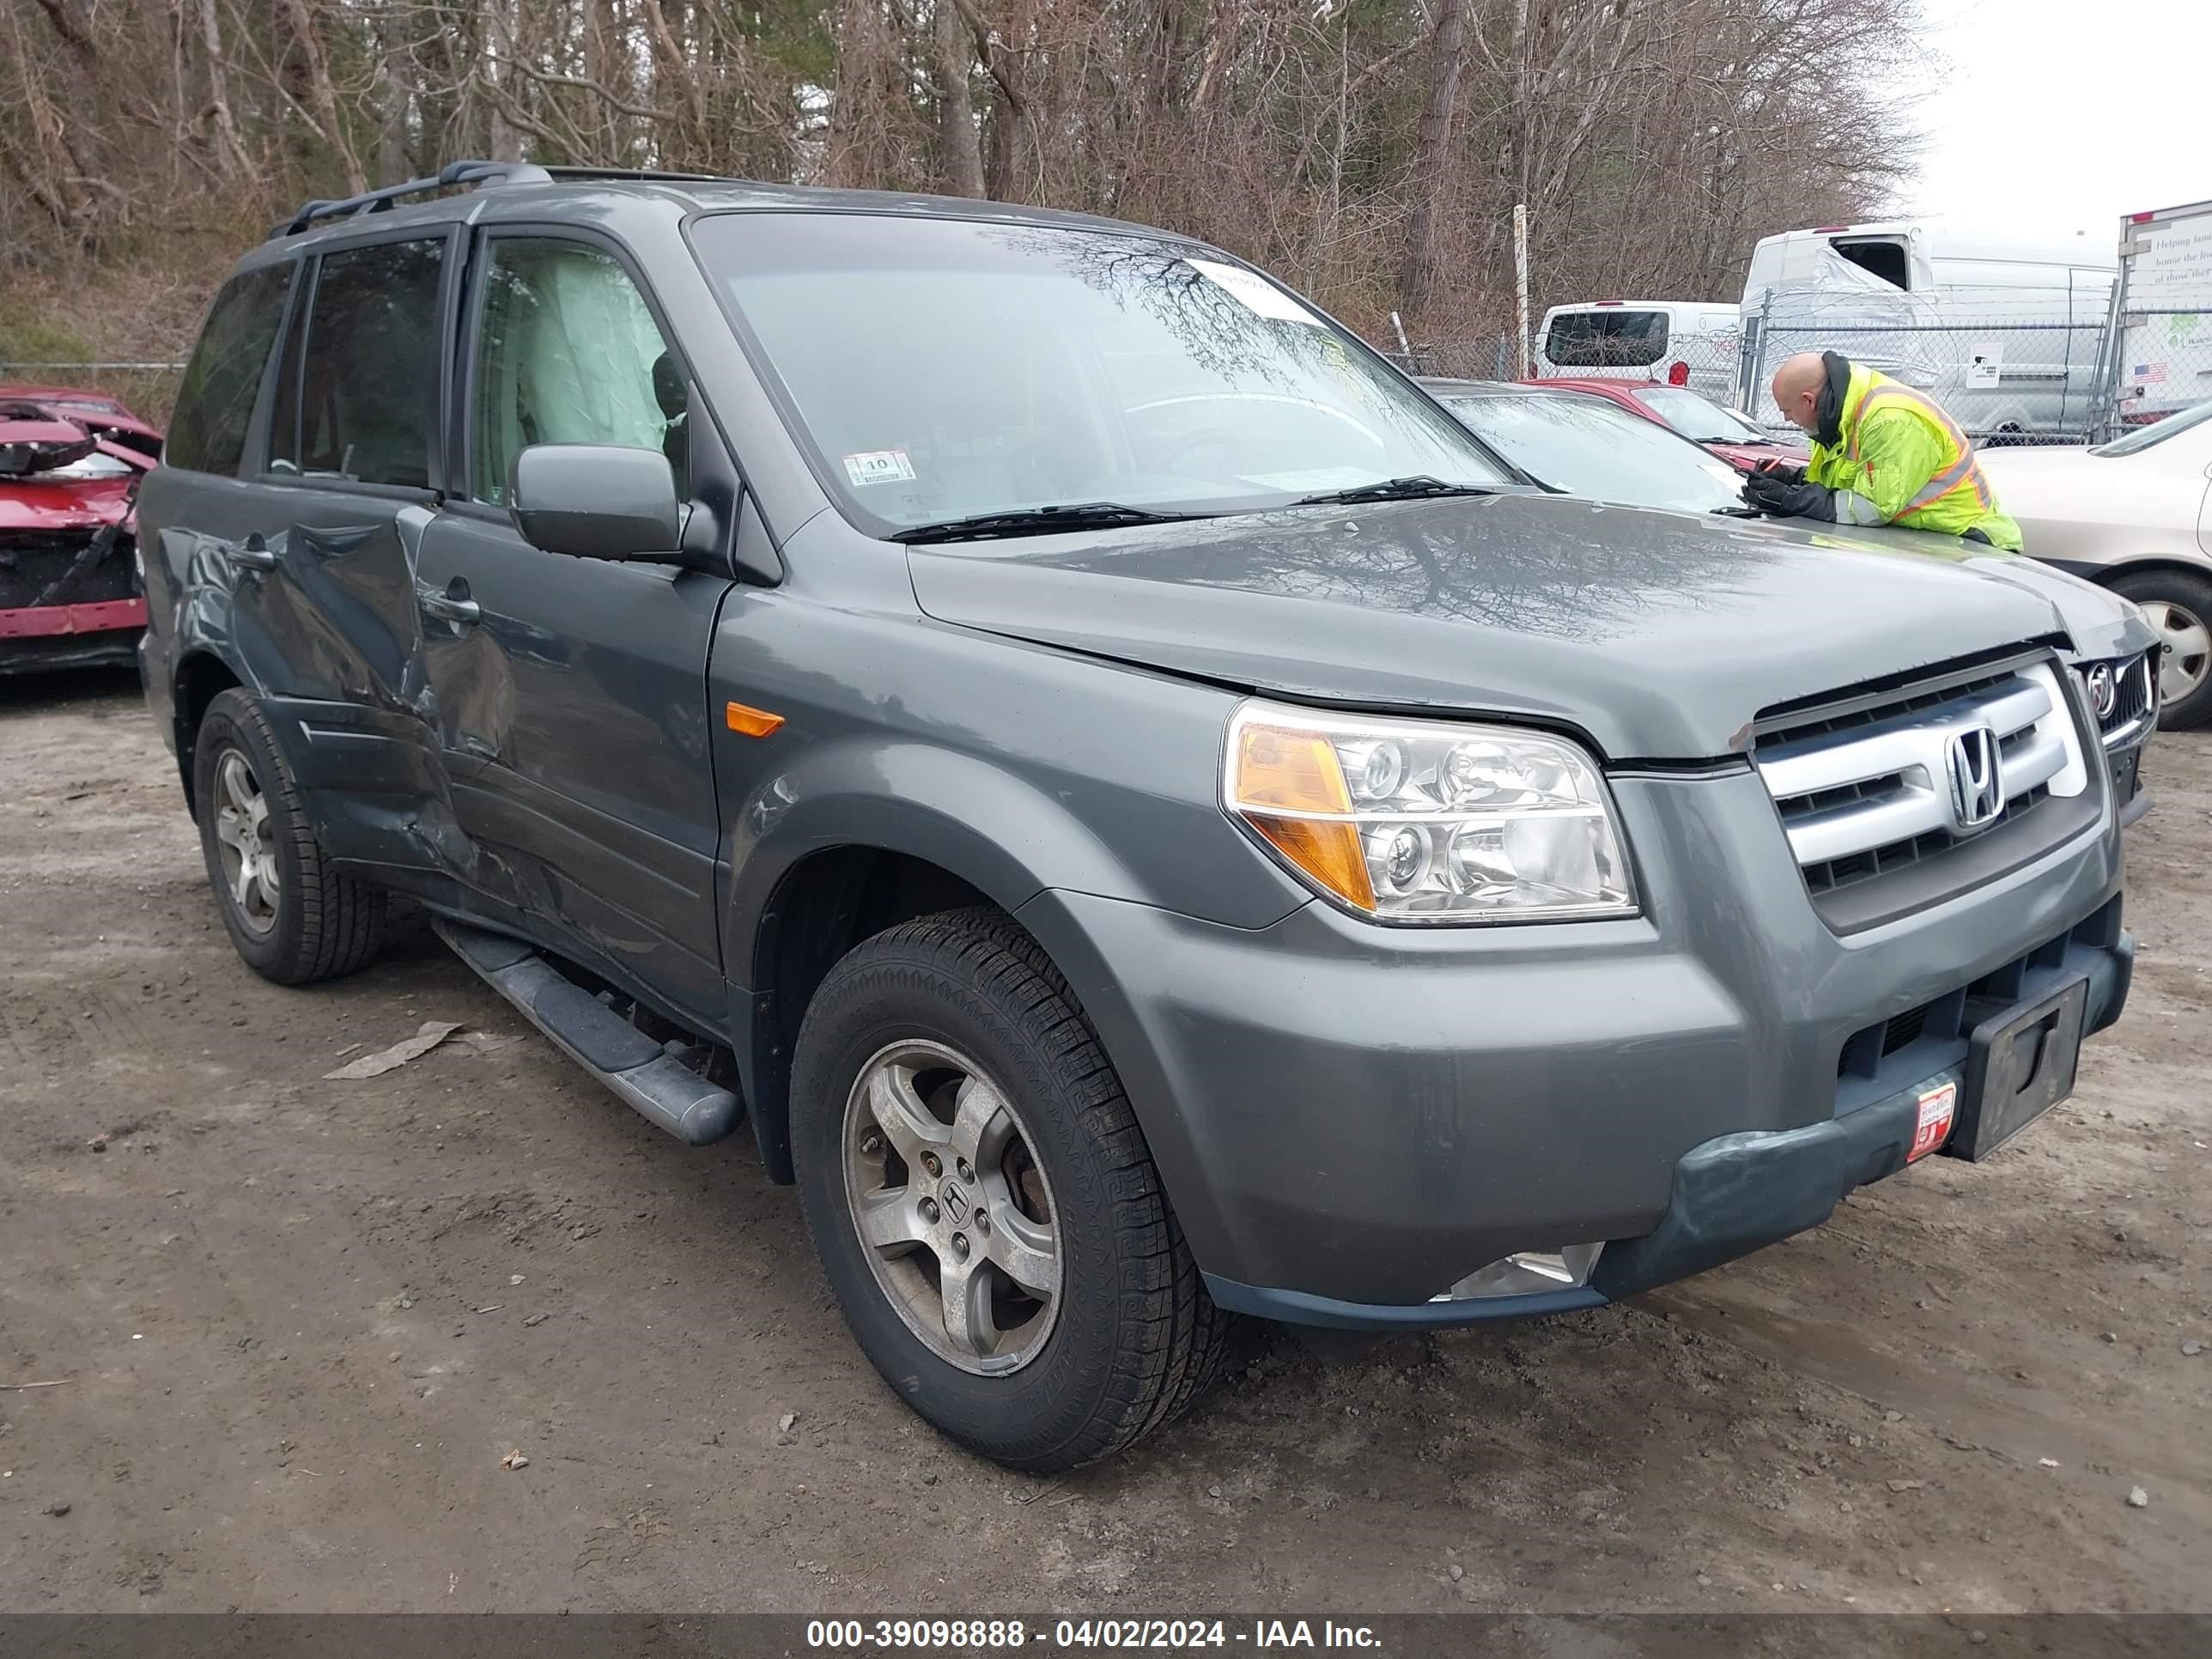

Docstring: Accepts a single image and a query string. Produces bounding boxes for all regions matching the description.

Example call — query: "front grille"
[1755,654,2098,933]
[1800,783,2051,895]
[2088,650,2155,745]
[0,527,136,611]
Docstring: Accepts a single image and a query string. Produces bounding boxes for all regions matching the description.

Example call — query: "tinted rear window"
[1543,310,1668,368]
[166,265,293,475]
[275,238,445,489]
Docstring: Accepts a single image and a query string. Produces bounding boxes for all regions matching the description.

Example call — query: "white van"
[1532,301,1741,404]
[1740,223,2116,440]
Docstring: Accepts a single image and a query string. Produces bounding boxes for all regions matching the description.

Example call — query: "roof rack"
[267,159,551,240]
[536,165,740,185]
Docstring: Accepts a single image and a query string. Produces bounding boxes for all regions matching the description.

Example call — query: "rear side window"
[1831,238,1909,289]
[166,265,292,475]
[1544,309,1668,368]
[274,238,445,489]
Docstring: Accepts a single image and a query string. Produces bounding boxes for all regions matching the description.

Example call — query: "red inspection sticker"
[1909,1081,1957,1163]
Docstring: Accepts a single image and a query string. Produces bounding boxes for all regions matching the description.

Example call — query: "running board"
[434,919,742,1146]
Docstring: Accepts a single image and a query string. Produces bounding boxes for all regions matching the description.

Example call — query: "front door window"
[470,239,687,506]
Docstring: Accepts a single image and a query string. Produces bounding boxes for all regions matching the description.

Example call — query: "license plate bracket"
[1948,976,2089,1162]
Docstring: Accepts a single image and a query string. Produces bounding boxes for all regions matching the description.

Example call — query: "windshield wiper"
[1711,504,1764,518]
[1294,475,1503,507]
[888,502,1206,544]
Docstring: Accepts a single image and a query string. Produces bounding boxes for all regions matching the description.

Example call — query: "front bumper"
[2109,738,2150,827]
[1018,766,2128,1331]
[1206,921,2130,1329]
[0,598,146,674]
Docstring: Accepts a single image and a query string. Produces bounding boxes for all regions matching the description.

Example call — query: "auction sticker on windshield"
[1186,258,1322,325]
[844,449,918,486]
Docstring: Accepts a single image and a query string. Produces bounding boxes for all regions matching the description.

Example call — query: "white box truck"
[2109,198,2212,429]
[1739,223,2115,441]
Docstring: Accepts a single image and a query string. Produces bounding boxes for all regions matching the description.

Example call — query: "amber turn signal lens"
[1230,722,1376,911]
[1245,813,1376,911]
[725,701,786,738]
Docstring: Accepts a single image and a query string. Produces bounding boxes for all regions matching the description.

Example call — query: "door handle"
[229,532,278,571]
[419,580,481,625]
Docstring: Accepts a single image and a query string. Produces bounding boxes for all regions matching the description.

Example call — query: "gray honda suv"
[138,162,2141,1471]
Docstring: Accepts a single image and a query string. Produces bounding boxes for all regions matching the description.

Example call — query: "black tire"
[789,906,1238,1471]
[2110,568,2212,732]
[192,688,387,984]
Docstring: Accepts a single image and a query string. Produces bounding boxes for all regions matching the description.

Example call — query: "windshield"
[2092,398,2212,457]
[1636,386,1771,445]
[1439,392,1742,514]
[691,214,1510,532]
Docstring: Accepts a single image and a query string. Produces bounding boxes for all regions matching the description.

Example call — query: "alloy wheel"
[211,749,282,935]
[2143,598,2211,708]
[841,1039,1063,1376]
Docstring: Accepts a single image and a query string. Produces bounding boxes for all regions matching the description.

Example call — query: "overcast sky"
[1903,0,2205,243]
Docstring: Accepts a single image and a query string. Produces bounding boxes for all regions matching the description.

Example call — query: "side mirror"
[508,444,682,561]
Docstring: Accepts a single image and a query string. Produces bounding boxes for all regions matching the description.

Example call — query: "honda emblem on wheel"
[1947,725,2004,831]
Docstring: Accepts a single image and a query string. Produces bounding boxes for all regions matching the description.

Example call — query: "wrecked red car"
[0,386,161,674]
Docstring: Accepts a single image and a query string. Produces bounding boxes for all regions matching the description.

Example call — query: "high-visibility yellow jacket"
[1806,362,2023,550]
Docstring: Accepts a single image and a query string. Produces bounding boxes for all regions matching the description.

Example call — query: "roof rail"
[537,165,740,185]
[267,159,552,240]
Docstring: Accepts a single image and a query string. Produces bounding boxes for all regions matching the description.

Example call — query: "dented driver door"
[407,228,732,1028]
[410,502,730,1025]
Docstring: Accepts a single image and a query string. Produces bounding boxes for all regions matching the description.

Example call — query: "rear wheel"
[789,907,1237,1471]
[192,688,387,983]
[2110,568,2212,731]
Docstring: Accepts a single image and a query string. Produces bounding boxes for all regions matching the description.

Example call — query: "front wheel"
[789,908,1238,1471]
[2110,568,2212,731]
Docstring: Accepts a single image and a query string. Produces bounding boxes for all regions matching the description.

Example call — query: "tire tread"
[793,905,1240,1469]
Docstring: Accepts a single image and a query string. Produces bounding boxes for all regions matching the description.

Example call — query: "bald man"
[1740,350,2022,550]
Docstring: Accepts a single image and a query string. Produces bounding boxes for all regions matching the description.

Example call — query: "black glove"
[1753,459,1808,486]
[1741,469,1836,520]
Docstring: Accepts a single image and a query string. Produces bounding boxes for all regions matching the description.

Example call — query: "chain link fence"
[1733,308,2117,446]
[1381,331,1520,383]
[1735,297,2212,448]
[2105,307,2212,432]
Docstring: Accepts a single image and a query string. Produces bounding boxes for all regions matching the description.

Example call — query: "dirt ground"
[0,666,2205,1617]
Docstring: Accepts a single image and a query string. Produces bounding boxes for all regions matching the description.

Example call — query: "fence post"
[2089,249,2130,445]
[1512,204,1531,380]
[1736,292,1771,414]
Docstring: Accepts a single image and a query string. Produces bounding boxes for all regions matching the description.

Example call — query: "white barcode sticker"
[1186,258,1322,325]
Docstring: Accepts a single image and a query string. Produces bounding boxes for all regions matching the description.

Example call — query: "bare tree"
[1398,0,1470,323]
[0,0,1935,409]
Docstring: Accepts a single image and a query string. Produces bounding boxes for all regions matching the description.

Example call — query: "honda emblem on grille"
[2086,662,2116,720]
[1946,725,2004,830]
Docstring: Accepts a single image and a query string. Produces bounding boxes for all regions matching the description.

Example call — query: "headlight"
[1222,700,1637,923]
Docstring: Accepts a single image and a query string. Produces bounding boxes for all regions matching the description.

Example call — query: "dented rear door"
[232,230,459,857]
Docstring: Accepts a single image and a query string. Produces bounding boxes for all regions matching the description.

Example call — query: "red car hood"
[0,473,138,532]
[0,390,159,533]
[1706,438,1808,473]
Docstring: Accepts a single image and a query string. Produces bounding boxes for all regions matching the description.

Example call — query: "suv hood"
[907,493,2100,760]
